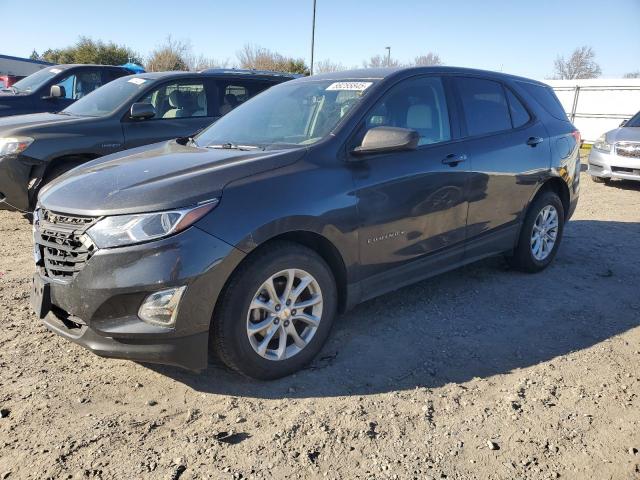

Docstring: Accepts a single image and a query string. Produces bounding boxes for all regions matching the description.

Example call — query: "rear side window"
[216,80,275,116]
[454,77,511,136]
[518,82,568,121]
[506,88,530,128]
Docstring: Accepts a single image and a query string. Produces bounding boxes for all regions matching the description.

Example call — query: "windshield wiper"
[1,86,18,94]
[207,142,262,151]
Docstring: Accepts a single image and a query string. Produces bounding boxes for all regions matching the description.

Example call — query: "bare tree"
[146,36,190,72]
[413,52,443,66]
[363,54,400,68]
[314,59,346,74]
[624,71,640,79]
[187,54,230,71]
[236,44,309,74]
[553,46,602,79]
[146,36,230,72]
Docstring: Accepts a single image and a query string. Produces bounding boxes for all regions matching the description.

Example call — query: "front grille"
[615,142,640,159]
[34,209,99,281]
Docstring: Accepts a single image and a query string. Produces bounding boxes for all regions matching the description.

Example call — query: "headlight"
[593,134,611,153]
[87,199,218,248]
[0,136,34,155]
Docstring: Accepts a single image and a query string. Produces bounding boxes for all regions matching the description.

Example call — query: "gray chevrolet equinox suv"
[32,67,580,379]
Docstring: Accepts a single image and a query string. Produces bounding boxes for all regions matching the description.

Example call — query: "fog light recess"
[138,286,186,327]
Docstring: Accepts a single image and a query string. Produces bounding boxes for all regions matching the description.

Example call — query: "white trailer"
[543,79,640,144]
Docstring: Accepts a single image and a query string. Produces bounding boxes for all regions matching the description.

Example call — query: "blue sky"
[2,0,639,79]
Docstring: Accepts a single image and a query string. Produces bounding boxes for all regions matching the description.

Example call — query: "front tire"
[590,175,609,184]
[508,190,565,273]
[213,242,337,379]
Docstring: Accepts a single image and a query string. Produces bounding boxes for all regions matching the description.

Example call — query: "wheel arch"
[213,230,350,324]
[536,177,570,218]
[527,176,571,219]
[30,153,101,209]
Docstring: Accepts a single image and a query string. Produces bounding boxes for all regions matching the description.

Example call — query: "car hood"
[0,112,85,132]
[39,140,307,216]
[606,127,640,143]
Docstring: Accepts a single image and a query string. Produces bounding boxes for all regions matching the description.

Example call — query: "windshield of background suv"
[625,111,640,127]
[10,67,62,93]
[195,79,378,148]
[63,76,150,117]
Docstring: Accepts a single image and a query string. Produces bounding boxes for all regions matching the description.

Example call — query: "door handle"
[442,153,467,166]
[526,136,544,147]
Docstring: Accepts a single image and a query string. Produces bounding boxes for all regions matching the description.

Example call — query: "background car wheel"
[590,175,610,184]
[507,190,565,273]
[213,241,337,380]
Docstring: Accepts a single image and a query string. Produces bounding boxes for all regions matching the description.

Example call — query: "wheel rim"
[530,205,559,261]
[246,269,323,361]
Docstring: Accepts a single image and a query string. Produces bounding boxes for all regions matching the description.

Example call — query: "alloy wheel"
[246,269,323,361]
[530,205,559,261]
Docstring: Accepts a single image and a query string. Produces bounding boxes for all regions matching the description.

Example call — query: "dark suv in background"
[0,64,134,117]
[0,69,297,211]
[32,67,580,379]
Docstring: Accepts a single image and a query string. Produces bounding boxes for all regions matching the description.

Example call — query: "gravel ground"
[1,169,639,480]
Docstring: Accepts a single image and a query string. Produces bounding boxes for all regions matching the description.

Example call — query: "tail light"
[571,130,582,146]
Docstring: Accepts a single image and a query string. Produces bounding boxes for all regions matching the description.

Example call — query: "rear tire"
[507,190,565,273]
[213,242,337,380]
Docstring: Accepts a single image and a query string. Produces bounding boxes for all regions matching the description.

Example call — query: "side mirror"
[130,102,156,120]
[49,84,65,98]
[352,126,419,156]
[619,120,627,127]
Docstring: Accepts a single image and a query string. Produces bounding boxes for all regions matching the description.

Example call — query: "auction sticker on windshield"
[326,81,373,91]
[128,78,147,85]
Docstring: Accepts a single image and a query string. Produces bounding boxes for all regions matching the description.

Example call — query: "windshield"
[195,79,378,148]
[10,67,63,93]
[626,111,640,127]
[64,76,149,117]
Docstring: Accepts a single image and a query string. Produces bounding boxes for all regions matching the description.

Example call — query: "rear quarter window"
[518,82,568,121]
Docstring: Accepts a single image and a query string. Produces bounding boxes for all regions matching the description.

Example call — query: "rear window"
[518,82,568,121]
[506,88,531,128]
[455,77,511,136]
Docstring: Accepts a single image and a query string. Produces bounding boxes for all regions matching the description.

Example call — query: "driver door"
[121,78,213,149]
[351,76,471,289]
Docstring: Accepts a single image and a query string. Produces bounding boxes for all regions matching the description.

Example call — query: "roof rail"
[199,68,304,78]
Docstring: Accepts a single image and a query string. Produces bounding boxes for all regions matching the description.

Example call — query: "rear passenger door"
[121,78,213,149]
[451,76,550,256]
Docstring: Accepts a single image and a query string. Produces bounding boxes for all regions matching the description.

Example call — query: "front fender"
[195,158,360,283]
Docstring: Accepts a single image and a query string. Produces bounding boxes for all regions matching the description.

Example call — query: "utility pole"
[310,0,317,75]
[385,46,391,67]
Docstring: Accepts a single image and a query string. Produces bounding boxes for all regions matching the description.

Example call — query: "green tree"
[41,37,141,65]
[29,50,41,61]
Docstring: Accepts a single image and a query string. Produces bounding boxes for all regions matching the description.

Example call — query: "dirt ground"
[0,167,639,480]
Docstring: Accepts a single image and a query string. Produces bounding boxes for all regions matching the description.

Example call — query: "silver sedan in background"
[588,110,640,184]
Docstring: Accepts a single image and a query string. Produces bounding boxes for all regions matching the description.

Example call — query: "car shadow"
[149,219,640,398]
[606,179,640,191]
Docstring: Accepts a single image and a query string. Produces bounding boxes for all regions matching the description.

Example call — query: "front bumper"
[32,225,245,371]
[588,148,640,182]
[0,153,32,211]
